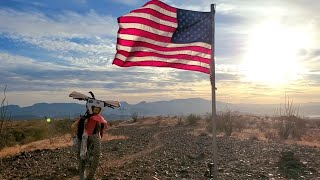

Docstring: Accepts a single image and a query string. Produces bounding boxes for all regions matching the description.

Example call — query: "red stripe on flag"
[144,0,177,13]
[118,50,210,64]
[113,58,210,74]
[117,39,211,55]
[131,8,177,23]
[119,28,172,43]
[119,16,176,32]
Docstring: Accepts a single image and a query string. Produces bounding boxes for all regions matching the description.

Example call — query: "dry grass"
[0,132,128,158]
[1,114,319,158]
[191,114,320,148]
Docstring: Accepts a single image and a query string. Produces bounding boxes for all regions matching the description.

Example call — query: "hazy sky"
[0,0,319,106]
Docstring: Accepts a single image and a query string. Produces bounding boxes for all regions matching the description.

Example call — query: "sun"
[240,21,311,86]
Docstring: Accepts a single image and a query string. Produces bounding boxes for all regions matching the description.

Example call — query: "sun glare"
[241,21,310,86]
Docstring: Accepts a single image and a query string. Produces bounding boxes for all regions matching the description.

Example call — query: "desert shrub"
[233,116,246,132]
[277,95,307,140]
[257,119,271,132]
[248,134,259,141]
[277,116,306,140]
[0,84,11,136]
[205,113,213,132]
[0,118,75,149]
[247,118,257,128]
[277,151,305,179]
[108,120,125,127]
[311,119,320,128]
[278,116,295,140]
[177,114,184,126]
[186,113,201,126]
[206,111,240,136]
[49,119,73,136]
[217,110,240,136]
[131,112,139,122]
[12,130,26,141]
[156,115,162,121]
[16,128,47,144]
[0,133,14,149]
[291,118,306,139]
[0,126,49,149]
[264,130,277,141]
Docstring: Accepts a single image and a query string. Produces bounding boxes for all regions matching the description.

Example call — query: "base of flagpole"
[204,162,215,178]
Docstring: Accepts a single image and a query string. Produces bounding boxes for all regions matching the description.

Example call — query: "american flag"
[113,0,212,74]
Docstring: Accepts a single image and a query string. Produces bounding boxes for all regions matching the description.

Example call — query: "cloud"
[1,0,320,106]
[0,8,118,37]
[0,8,120,67]
[1,53,211,94]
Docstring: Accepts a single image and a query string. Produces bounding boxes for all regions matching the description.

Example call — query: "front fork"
[80,119,89,160]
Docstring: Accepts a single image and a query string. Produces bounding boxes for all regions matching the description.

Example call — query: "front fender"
[86,114,108,136]
[90,114,108,124]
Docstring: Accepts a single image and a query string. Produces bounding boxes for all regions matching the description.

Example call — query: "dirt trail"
[104,129,163,168]
[0,134,127,158]
[68,127,189,180]
[105,127,193,168]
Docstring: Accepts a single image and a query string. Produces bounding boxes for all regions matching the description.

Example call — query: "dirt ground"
[0,117,319,179]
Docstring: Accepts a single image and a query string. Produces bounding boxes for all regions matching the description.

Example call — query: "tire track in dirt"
[101,127,192,169]
[103,129,163,168]
[67,127,191,180]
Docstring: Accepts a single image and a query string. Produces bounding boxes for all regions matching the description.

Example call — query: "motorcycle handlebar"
[88,91,95,99]
[69,91,120,109]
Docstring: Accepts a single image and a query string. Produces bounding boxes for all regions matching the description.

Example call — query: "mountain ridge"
[5,98,320,120]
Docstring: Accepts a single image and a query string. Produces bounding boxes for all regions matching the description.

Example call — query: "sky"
[0,0,319,107]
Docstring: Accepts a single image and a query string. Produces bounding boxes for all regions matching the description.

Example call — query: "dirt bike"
[69,91,120,180]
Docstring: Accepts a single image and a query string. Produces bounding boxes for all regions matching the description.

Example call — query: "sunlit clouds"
[0,0,319,106]
[240,20,311,86]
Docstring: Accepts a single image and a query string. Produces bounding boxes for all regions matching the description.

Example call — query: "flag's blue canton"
[172,9,212,44]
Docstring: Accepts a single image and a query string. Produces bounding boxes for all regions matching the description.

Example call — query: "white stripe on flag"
[135,4,176,18]
[118,34,211,50]
[119,23,174,37]
[117,45,211,59]
[125,13,178,28]
[115,53,210,69]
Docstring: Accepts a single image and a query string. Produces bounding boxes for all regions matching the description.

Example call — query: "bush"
[177,115,184,126]
[0,118,74,149]
[217,110,240,136]
[0,84,11,143]
[233,116,246,132]
[205,113,213,132]
[131,112,139,122]
[277,95,306,140]
[277,151,305,179]
[278,116,306,140]
[186,114,201,126]
[49,119,73,136]
[314,119,320,128]
[264,130,277,141]
[205,111,240,136]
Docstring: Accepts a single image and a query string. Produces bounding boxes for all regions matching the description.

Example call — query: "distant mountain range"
[5,98,320,120]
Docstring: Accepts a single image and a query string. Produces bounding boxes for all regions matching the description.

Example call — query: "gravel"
[1,123,319,180]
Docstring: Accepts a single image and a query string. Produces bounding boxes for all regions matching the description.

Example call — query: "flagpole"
[210,4,218,179]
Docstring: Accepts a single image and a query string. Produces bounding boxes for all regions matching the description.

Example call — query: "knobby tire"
[79,133,101,180]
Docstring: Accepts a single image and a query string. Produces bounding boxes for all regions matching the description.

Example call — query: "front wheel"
[79,133,101,180]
